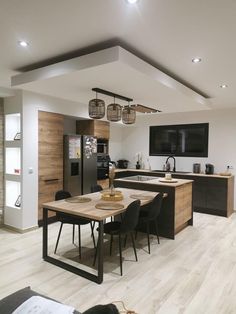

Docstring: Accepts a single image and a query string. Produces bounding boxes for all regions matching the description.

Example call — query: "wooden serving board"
[65,197,92,203]
[159,179,178,183]
[130,194,154,201]
[95,202,124,210]
[101,192,123,201]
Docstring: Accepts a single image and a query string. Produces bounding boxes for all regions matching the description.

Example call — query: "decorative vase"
[109,165,116,196]
[136,161,141,169]
[110,180,115,196]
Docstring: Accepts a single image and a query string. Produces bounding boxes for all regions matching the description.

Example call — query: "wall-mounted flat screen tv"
[149,123,209,157]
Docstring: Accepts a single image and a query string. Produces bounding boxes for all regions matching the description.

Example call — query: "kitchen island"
[114,175,193,239]
[115,169,234,217]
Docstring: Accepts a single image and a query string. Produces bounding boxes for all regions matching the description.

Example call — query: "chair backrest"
[120,200,141,234]
[55,190,72,220]
[90,184,103,193]
[147,193,163,220]
[55,190,71,201]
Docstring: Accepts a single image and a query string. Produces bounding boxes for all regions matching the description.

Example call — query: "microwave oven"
[97,142,108,154]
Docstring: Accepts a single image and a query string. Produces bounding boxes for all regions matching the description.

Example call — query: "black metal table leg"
[42,208,104,284]
[97,220,104,284]
[43,207,48,258]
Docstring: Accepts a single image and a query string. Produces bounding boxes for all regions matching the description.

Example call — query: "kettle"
[205,163,214,174]
[117,159,129,169]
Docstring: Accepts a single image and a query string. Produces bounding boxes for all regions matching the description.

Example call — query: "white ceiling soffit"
[11,46,210,113]
[0,86,15,98]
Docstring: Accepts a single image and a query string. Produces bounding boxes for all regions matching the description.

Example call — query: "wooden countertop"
[115,176,193,187]
[43,188,159,221]
[114,168,234,179]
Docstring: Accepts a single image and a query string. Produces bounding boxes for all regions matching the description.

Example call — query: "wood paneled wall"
[38,111,64,221]
[0,101,4,212]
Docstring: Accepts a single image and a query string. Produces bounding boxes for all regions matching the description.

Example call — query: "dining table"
[42,187,161,284]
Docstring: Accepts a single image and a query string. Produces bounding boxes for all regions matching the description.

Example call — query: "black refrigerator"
[63,135,97,196]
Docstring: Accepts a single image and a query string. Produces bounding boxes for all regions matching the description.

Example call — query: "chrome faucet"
[165,156,176,172]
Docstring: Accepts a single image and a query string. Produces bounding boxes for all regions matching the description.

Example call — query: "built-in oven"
[97,155,110,179]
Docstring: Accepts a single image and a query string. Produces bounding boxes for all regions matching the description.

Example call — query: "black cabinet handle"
[44,178,59,182]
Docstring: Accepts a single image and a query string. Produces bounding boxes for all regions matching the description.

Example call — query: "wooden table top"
[43,188,160,221]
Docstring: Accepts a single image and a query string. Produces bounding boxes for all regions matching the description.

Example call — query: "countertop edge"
[114,168,234,179]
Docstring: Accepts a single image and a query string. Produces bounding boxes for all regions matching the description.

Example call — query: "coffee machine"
[205,163,214,174]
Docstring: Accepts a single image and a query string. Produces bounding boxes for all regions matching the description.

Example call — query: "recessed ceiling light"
[192,57,201,63]
[126,0,139,4]
[18,40,29,47]
[220,84,228,88]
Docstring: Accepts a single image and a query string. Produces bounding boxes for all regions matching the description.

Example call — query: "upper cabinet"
[76,120,110,139]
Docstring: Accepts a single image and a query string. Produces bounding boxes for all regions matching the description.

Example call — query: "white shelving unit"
[4,113,22,229]
[5,113,21,141]
[5,147,21,175]
[5,180,21,208]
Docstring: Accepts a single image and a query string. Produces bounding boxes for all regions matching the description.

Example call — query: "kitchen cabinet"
[205,179,227,212]
[192,178,207,209]
[76,120,110,139]
[38,111,63,223]
[176,175,232,217]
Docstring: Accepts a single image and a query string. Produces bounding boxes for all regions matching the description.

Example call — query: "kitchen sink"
[121,175,157,182]
[152,170,191,174]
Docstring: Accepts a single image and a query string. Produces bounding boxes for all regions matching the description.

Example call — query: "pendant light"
[122,103,136,124]
[88,92,105,119]
[107,96,122,122]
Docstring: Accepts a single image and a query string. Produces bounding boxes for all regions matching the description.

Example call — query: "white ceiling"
[1,0,236,112]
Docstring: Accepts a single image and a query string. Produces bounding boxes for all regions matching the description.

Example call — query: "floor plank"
[0,212,236,313]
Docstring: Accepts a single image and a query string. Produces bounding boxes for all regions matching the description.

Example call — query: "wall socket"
[227,165,233,169]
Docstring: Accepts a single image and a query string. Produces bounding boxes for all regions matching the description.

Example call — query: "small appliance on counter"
[117,159,129,169]
[97,154,110,180]
[193,163,201,173]
[205,163,214,174]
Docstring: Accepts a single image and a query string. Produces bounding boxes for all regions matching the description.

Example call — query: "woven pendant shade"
[88,98,105,119]
[122,106,136,124]
[107,103,122,122]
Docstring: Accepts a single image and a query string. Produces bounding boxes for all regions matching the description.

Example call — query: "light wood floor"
[1,212,236,314]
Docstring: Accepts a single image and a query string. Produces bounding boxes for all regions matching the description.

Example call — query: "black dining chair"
[54,190,95,258]
[90,184,103,193]
[94,199,141,276]
[136,193,163,254]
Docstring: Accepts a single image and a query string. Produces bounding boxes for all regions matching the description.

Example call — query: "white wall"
[109,124,123,162]
[118,108,236,173]
[112,108,236,208]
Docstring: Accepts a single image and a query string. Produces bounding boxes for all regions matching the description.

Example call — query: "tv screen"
[149,123,209,157]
